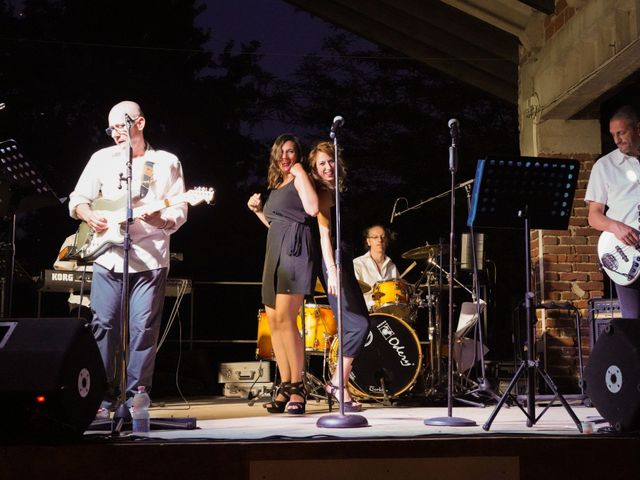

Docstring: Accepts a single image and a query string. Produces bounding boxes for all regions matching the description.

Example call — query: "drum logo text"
[377,321,414,367]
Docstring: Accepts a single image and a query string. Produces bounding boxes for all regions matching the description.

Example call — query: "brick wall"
[531,153,602,392]
[544,0,576,41]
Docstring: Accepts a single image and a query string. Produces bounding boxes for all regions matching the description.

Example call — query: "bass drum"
[330,312,422,399]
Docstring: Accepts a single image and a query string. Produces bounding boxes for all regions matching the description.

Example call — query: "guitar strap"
[140,160,154,199]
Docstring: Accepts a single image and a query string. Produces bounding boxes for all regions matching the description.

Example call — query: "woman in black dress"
[309,141,369,412]
[247,134,319,414]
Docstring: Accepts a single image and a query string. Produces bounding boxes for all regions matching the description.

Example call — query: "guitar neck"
[131,198,178,219]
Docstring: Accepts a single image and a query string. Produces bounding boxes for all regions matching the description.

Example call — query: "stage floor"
[4,397,640,480]
[87,396,603,440]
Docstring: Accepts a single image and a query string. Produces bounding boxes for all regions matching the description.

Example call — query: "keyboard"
[39,269,192,296]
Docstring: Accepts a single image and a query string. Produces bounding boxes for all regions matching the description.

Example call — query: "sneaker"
[95,407,111,420]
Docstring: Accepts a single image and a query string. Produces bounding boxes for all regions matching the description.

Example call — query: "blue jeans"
[90,263,167,408]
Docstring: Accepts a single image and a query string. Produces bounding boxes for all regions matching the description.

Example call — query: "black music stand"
[0,139,63,317]
[467,156,583,432]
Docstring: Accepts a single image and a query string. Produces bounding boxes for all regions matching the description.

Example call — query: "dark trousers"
[320,255,370,358]
[615,281,640,319]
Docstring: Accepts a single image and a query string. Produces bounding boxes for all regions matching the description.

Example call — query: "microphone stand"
[317,119,368,429]
[424,121,476,427]
[392,179,474,221]
[111,116,135,433]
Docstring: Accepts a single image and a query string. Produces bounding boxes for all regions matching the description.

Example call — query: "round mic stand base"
[424,416,476,427]
[317,413,369,429]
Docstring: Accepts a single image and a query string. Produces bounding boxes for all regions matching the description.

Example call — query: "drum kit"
[255,241,478,403]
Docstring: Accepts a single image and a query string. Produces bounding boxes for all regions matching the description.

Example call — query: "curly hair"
[308,140,346,192]
[266,133,303,189]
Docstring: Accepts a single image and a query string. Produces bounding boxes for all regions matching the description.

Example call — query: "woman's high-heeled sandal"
[326,382,362,413]
[264,382,290,413]
[285,381,307,415]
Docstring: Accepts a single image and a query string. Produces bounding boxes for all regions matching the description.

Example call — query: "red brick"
[560,236,586,245]
[574,263,599,272]
[560,291,579,300]
[573,206,588,217]
[570,217,589,227]
[576,281,604,291]
[573,227,600,237]
[545,246,573,254]
[543,236,559,245]
[559,272,588,281]
[575,245,597,254]
[546,263,573,273]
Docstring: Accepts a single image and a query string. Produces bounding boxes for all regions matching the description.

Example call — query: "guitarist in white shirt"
[586,105,640,318]
[68,100,187,418]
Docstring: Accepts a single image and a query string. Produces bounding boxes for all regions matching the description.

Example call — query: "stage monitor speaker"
[0,317,106,439]
[583,318,640,432]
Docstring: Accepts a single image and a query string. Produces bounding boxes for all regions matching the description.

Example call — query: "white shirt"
[585,148,640,226]
[353,251,399,309]
[69,144,187,273]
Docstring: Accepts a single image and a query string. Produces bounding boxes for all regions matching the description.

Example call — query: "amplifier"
[588,298,621,348]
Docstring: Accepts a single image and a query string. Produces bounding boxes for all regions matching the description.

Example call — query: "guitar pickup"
[627,256,640,280]
[615,245,629,262]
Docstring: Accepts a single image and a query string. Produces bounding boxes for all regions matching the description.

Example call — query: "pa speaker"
[0,317,106,438]
[583,318,640,432]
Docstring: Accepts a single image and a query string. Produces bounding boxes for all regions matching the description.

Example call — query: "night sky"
[1,0,524,391]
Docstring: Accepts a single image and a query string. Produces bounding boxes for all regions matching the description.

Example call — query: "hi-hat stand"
[467,156,583,432]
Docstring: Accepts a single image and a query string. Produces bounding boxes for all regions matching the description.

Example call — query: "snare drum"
[371,279,412,318]
[256,304,337,359]
[329,312,422,399]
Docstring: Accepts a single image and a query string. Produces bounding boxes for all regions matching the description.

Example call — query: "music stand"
[467,156,583,432]
[0,139,63,317]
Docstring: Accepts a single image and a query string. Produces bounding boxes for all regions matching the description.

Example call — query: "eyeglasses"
[105,116,139,137]
[368,235,386,241]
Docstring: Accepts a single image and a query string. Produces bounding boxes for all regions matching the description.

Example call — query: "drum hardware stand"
[456,185,502,406]
[466,156,583,432]
[317,117,368,429]
[424,119,476,427]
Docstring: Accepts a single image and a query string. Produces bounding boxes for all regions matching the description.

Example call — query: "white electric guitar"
[71,187,215,262]
[597,230,640,285]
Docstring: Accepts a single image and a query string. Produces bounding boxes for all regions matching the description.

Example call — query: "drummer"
[353,224,399,310]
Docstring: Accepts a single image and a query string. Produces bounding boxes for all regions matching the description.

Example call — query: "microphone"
[390,199,398,224]
[0,102,6,111]
[330,115,344,134]
[124,113,135,126]
[448,118,460,141]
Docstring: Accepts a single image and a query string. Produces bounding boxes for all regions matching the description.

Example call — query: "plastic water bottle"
[131,386,151,433]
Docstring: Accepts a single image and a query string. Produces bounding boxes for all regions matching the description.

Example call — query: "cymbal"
[402,244,443,260]
[315,277,371,293]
